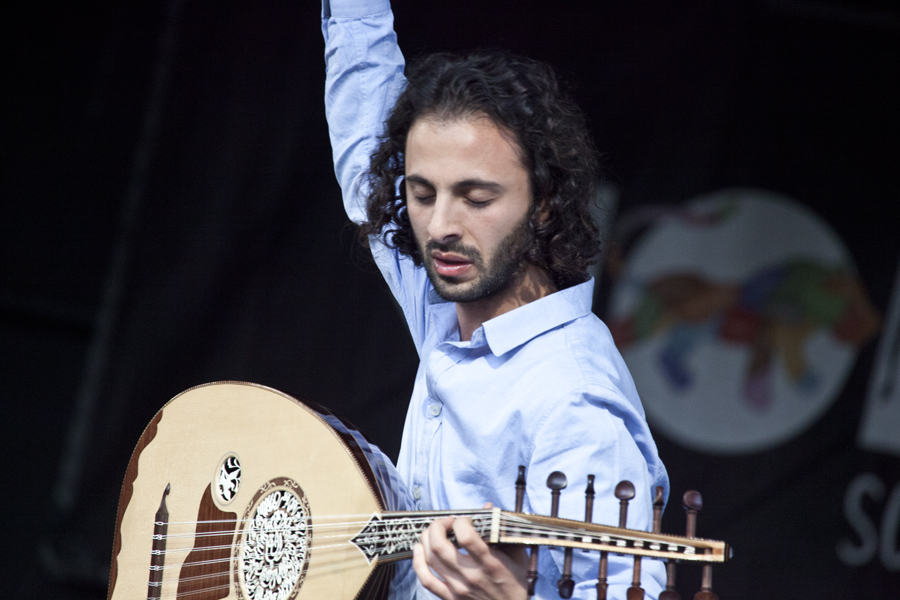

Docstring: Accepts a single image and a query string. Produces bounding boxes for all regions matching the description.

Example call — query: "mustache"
[425,240,483,266]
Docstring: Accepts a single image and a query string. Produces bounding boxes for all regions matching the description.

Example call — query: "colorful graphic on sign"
[608,189,880,454]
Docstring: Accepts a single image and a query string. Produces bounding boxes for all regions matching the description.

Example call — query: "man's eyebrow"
[405,176,505,196]
[452,179,504,195]
[405,175,433,187]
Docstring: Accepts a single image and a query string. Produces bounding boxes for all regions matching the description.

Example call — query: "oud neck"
[349,509,730,566]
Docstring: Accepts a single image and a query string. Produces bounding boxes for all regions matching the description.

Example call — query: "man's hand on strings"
[412,503,529,600]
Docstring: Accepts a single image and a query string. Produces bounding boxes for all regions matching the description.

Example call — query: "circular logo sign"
[608,189,879,454]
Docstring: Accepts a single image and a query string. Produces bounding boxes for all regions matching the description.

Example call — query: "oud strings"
[136,512,680,599]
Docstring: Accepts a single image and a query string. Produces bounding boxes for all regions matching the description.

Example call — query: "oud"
[108,382,730,600]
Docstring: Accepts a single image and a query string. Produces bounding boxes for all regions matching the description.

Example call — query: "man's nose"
[427,195,463,243]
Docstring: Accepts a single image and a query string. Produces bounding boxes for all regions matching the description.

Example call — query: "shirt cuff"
[322,0,391,19]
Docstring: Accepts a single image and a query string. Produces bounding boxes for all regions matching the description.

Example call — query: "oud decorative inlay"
[350,514,419,563]
[217,454,242,503]
[233,477,311,600]
[350,512,493,564]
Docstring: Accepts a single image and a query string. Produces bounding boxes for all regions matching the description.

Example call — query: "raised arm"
[323,0,437,354]
[322,0,406,224]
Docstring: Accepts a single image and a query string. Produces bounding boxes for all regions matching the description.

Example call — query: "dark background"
[2,0,899,598]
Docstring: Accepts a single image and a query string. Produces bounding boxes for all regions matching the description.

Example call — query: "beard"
[419,214,531,303]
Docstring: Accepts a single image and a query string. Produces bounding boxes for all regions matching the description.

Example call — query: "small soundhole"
[216,454,242,504]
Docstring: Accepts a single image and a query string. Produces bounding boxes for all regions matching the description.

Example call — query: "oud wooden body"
[110,381,731,600]
[108,382,385,600]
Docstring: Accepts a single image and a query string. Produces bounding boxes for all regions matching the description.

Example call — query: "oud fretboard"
[349,508,730,564]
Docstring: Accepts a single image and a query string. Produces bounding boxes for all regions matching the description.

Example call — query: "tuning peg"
[516,466,527,513]
[612,481,643,600]
[626,559,645,600]
[600,480,635,600]
[579,475,607,600]
[511,466,537,597]
[584,475,595,523]
[526,549,539,596]
[652,486,664,534]
[683,491,718,600]
[653,487,679,600]
[683,491,701,538]
[615,480,635,528]
[659,563,681,600]
[547,471,567,516]
[545,472,574,599]
[558,564,575,599]
[596,481,641,599]
[524,468,569,597]
[596,549,609,600]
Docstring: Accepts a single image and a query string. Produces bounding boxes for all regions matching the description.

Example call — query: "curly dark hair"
[359,50,602,290]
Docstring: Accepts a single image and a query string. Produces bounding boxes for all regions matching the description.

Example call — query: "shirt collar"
[481,278,595,356]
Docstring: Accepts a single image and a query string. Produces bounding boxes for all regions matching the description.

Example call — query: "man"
[322,1,668,598]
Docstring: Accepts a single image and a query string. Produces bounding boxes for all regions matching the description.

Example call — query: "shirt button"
[413,486,421,500]
[429,403,442,417]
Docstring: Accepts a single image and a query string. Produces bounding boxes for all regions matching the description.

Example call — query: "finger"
[430,517,465,563]
[452,516,492,564]
[421,518,468,584]
[453,517,529,589]
[420,517,451,557]
[419,515,453,562]
[412,542,453,600]
[426,517,487,597]
[476,502,525,571]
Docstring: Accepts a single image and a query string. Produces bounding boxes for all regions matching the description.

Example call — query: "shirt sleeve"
[322,0,403,224]
[322,0,434,354]
[525,388,668,600]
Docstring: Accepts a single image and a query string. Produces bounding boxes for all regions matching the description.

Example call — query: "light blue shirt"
[322,2,669,598]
